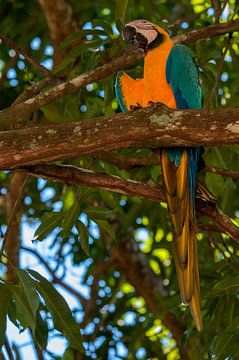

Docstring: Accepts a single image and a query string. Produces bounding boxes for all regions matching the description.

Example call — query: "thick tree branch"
[0,106,238,169]
[0,18,238,126]
[173,18,239,43]
[18,164,239,242]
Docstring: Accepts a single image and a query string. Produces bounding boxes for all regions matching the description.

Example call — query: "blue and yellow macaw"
[115,19,204,330]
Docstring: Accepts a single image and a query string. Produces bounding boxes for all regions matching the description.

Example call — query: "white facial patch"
[125,20,158,44]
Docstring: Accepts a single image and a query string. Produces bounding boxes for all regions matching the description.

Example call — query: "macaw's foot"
[148,101,167,110]
[130,103,142,111]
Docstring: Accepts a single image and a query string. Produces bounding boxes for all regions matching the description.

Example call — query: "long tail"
[161,149,202,331]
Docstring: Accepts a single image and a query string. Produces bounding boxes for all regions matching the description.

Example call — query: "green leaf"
[115,0,129,31]
[10,285,37,332]
[16,269,40,323]
[76,220,89,256]
[28,270,84,352]
[211,334,235,360]
[92,20,114,36]
[85,206,115,220]
[79,187,92,203]
[94,219,116,240]
[2,285,17,328]
[34,212,65,241]
[63,347,74,360]
[35,311,48,350]
[61,29,108,50]
[209,276,239,296]
[61,201,81,241]
[54,40,105,74]
[0,286,7,349]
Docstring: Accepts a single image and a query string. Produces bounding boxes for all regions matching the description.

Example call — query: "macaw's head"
[122,19,169,52]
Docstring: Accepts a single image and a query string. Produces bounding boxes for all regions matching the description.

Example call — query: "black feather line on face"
[147,32,165,50]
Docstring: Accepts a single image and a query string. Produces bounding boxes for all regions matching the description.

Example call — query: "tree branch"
[0,18,238,126]
[0,106,238,169]
[18,163,239,242]
[206,166,239,180]
[211,0,221,24]
[173,18,239,43]
[93,151,159,169]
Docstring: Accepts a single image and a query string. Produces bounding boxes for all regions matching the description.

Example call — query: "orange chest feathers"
[142,45,176,109]
[119,40,177,111]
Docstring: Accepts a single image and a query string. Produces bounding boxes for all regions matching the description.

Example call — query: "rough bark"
[0,106,238,169]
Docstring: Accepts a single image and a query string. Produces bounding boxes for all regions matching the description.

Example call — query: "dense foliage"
[0,0,239,359]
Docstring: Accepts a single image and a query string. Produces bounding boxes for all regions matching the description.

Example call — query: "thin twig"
[0,53,18,88]
[212,0,221,23]
[0,35,52,77]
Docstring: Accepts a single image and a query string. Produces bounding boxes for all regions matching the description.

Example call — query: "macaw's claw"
[148,101,166,109]
[130,103,142,111]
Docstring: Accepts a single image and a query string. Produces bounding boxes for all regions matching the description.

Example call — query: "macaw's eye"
[122,26,136,43]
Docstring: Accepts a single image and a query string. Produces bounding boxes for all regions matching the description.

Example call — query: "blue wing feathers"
[166,45,202,109]
[166,45,202,200]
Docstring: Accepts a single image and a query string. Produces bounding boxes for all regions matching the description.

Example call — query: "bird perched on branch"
[115,19,211,331]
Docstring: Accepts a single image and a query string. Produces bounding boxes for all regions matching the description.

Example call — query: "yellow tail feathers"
[161,149,202,331]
